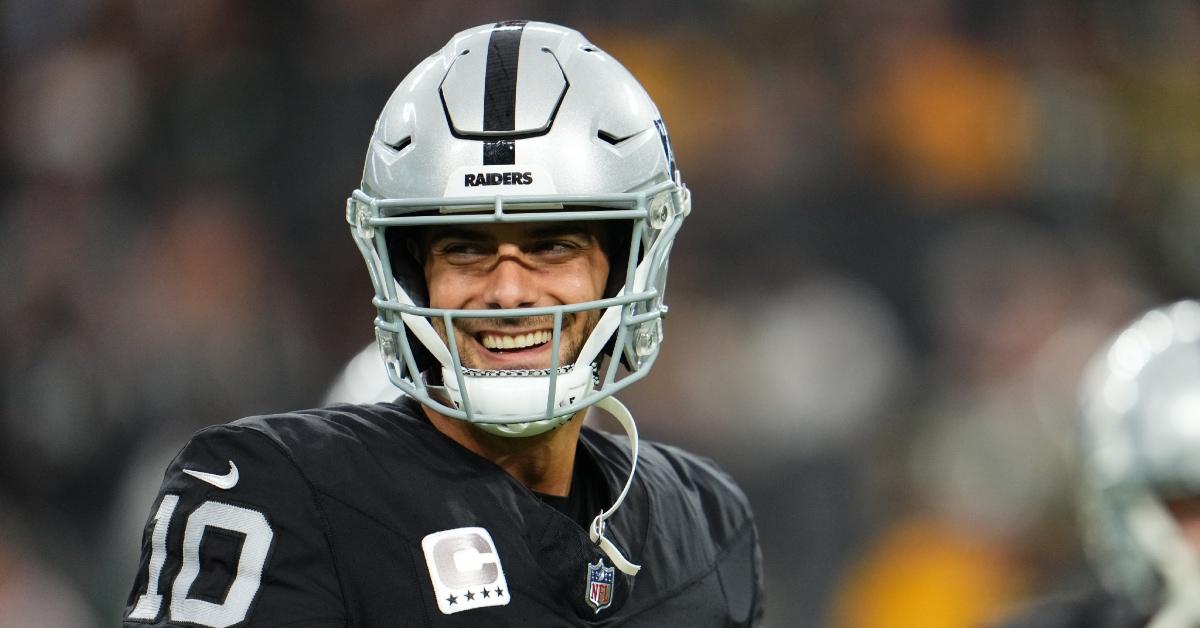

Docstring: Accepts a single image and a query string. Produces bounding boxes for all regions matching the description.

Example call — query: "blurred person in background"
[832,217,1147,628]
[121,21,762,627]
[1000,301,1200,627]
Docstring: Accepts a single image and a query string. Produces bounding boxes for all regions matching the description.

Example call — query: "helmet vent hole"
[597,129,634,145]
[581,46,597,52]
[385,136,412,152]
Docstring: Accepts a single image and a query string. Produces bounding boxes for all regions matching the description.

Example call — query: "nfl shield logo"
[585,558,616,613]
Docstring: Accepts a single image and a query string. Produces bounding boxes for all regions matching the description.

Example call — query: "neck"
[423,406,586,497]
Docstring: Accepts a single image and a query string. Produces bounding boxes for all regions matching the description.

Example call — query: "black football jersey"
[122,398,763,627]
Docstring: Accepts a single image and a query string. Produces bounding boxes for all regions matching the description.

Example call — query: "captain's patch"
[422,527,511,614]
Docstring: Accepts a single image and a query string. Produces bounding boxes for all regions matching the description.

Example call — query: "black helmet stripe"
[482,20,526,165]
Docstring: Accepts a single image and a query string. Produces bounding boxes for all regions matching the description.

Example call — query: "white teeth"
[481,330,552,350]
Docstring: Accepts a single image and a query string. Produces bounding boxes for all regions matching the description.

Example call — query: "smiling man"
[123,21,762,627]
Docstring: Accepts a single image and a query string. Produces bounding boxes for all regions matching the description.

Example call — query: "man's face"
[421,221,611,372]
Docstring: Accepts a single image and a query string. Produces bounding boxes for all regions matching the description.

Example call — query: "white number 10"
[128,495,274,628]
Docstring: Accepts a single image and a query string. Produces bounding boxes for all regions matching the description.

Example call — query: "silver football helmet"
[346,21,688,439]
[1079,301,1200,627]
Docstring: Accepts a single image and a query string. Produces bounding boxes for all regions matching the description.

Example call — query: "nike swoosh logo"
[183,460,239,490]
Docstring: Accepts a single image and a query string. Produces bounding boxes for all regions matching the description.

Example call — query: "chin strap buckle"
[589,515,641,576]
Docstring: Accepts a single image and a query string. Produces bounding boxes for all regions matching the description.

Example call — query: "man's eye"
[531,240,582,255]
[437,243,490,261]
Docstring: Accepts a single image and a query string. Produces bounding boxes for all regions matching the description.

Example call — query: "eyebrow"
[526,224,597,240]
[425,227,492,245]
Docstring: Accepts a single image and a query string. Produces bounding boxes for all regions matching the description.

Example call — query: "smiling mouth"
[477,330,553,352]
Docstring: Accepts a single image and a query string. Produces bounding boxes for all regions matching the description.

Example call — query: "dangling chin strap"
[588,395,642,576]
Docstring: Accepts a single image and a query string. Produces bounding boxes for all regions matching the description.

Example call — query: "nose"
[484,247,539,310]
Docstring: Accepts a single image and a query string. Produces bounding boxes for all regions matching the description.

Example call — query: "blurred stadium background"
[3,1,1200,626]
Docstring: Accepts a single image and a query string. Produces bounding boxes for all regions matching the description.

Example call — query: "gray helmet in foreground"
[346,21,688,437]
[1079,300,1200,626]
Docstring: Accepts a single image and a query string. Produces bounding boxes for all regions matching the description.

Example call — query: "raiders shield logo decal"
[585,558,616,613]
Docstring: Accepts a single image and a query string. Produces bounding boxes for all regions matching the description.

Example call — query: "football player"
[123,21,763,627]
[1000,301,1200,628]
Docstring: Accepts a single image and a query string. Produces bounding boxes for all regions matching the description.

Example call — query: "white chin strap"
[588,395,642,576]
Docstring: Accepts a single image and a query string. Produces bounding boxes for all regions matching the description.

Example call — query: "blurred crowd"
[3,1,1200,626]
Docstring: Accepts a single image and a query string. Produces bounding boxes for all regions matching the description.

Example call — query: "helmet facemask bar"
[347,178,685,429]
